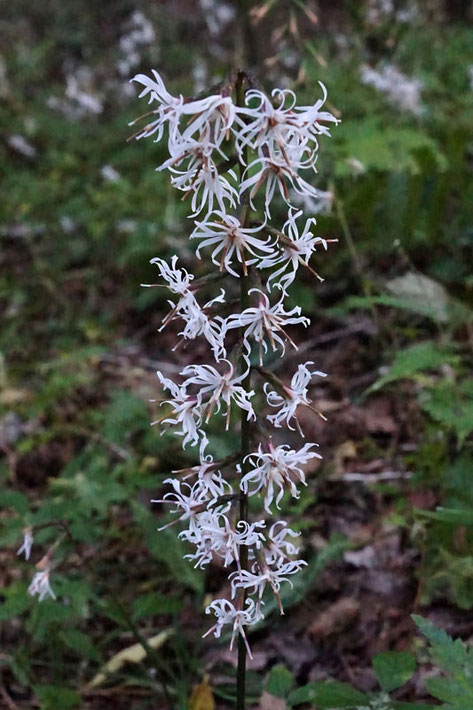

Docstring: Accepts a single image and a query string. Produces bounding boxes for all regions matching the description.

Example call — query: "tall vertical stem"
[236,70,250,710]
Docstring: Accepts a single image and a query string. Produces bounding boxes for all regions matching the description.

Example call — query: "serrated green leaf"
[424,676,471,703]
[372,651,416,692]
[266,664,294,698]
[418,382,473,445]
[368,341,458,393]
[413,615,470,674]
[132,501,203,593]
[287,680,368,707]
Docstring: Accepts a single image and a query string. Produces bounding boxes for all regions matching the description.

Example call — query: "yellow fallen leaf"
[189,676,216,710]
[87,629,173,688]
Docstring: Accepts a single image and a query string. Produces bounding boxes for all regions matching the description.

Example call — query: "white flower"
[241,441,321,512]
[166,145,238,217]
[180,360,256,429]
[235,88,303,161]
[132,71,235,146]
[177,290,227,360]
[181,509,224,568]
[175,432,226,499]
[235,83,338,169]
[131,70,184,143]
[226,288,309,365]
[231,556,306,614]
[178,95,237,151]
[257,209,331,292]
[28,567,56,602]
[144,257,226,358]
[152,479,215,531]
[294,83,340,148]
[146,255,194,296]
[203,597,262,658]
[240,155,327,218]
[191,213,276,277]
[266,521,301,563]
[17,527,34,561]
[186,515,265,569]
[155,371,201,448]
[264,361,327,435]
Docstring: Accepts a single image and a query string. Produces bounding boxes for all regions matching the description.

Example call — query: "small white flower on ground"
[28,567,56,602]
[17,527,34,561]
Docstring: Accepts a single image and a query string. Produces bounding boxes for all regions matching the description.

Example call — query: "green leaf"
[0,583,30,621]
[424,676,471,703]
[368,341,459,393]
[34,685,81,710]
[418,381,473,445]
[0,490,30,515]
[372,651,416,692]
[132,592,182,619]
[132,501,203,593]
[417,507,473,526]
[59,629,101,661]
[266,664,294,698]
[412,615,470,674]
[287,680,368,707]
[103,389,148,444]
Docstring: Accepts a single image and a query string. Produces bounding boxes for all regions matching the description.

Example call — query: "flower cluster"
[132,71,338,657]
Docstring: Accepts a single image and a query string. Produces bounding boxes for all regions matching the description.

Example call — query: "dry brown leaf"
[309,597,360,638]
[259,691,287,710]
[189,676,216,710]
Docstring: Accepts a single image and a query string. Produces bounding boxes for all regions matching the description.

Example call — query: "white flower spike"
[131,71,339,661]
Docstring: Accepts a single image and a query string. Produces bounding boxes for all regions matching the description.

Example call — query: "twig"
[328,471,413,483]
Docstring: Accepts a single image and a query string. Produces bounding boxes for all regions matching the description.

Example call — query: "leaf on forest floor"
[308,597,360,638]
[385,272,472,324]
[86,629,173,688]
[260,690,287,710]
[189,677,216,710]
